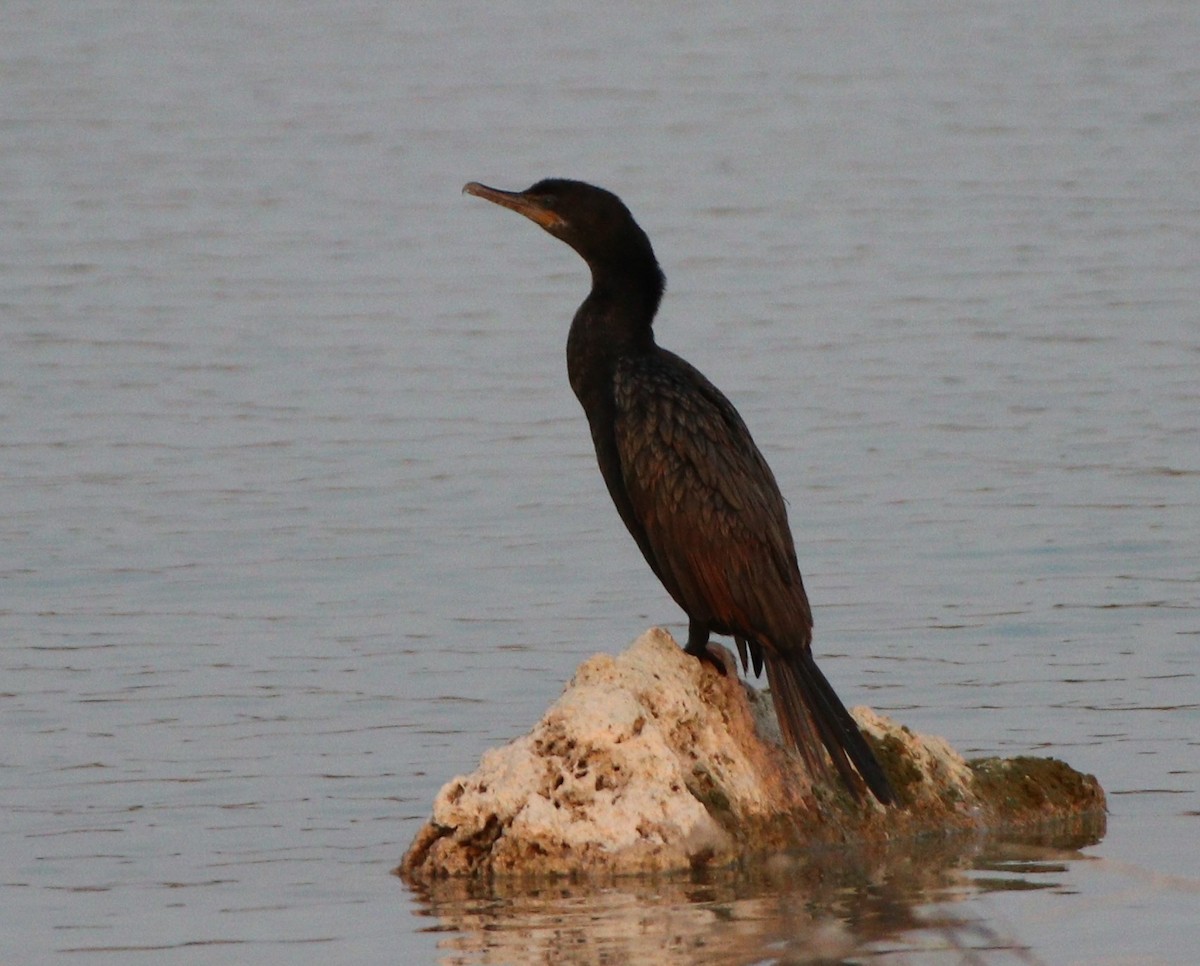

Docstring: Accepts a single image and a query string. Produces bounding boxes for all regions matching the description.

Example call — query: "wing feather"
[612,351,812,649]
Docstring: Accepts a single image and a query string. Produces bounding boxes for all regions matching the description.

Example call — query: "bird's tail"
[763,648,895,805]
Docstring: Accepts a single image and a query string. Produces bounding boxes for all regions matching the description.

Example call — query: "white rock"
[400,627,1106,881]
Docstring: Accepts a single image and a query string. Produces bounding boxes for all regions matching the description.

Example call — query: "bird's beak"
[463,182,566,232]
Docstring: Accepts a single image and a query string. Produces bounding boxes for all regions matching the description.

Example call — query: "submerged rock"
[399,628,1105,883]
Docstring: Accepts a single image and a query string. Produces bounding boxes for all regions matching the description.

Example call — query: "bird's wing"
[613,351,812,645]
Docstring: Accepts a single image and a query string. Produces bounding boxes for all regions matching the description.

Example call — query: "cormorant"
[464,178,894,806]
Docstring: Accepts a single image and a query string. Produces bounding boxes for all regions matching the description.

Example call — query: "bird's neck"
[566,265,661,409]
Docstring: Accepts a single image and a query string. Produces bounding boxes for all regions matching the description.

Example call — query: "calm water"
[2,1,1197,963]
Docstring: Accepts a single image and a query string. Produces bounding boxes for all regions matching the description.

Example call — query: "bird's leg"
[683,619,727,676]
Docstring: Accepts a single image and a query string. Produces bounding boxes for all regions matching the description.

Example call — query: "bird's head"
[463,178,657,277]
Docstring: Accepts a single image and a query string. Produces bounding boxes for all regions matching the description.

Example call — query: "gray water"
[2,1,1197,963]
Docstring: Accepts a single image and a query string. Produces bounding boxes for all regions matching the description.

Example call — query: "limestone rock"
[399,628,1105,883]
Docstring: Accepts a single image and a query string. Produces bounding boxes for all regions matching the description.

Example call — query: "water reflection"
[407,828,1103,965]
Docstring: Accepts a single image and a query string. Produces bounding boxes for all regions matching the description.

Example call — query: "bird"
[463,178,894,806]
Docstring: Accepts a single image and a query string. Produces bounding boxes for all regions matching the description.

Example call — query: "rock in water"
[399,628,1105,882]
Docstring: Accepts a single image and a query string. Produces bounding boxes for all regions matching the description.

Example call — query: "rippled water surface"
[3,2,1198,963]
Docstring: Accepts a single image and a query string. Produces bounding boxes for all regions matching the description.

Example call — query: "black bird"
[464,178,894,806]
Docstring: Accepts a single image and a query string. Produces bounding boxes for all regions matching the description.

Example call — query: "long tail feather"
[764,649,895,805]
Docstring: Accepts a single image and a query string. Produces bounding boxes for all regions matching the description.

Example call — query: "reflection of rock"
[399,628,1106,883]
[408,834,1089,966]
